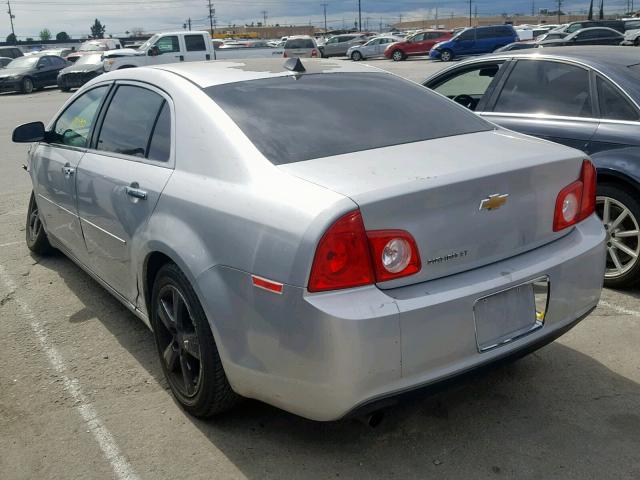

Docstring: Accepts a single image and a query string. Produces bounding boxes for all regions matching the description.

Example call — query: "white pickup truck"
[103,31,214,71]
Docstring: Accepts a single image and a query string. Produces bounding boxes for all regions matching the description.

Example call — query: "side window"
[597,76,639,121]
[147,102,171,162]
[458,30,475,40]
[327,37,338,44]
[37,57,51,67]
[432,63,503,110]
[185,35,206,52]
[96,85,167,159]
[53,86,109,148]
[494,60,593,118]
[154,36,180,54]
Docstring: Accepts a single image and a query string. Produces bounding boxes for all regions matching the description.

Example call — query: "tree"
[39,29,52,41]
[129,27,143,37]
[90,19,106,39]
[6,33,16,44]
[56,31,70,41]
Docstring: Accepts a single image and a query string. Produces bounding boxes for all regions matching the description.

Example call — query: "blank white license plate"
[474,283,539,352]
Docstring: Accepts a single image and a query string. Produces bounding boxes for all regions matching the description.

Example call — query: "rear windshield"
[285,39,314,49]
[206,72,492,164]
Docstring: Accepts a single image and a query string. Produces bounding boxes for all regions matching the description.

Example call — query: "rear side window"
[596,76,639,121]
[285,39,314,49]
[185,35,206,51]
[206,73,492,164]
[97,85,169,159]
[494,60,593,118]
[147,102,172,161]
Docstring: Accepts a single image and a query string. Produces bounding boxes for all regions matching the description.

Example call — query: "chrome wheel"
[596,195,640,279]
[155,284,202,398]
[440,50,452,62]
[392,50,403,61]
[28,204,42,243]
[351,51,362,61]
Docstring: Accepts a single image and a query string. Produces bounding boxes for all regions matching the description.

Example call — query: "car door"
[75,82,174,302]
[483,59,599,152]
[31,84,110,260]
[377,38,395,56]
[406,33,425,54]
[453,29,476,55]
[34,56,54,87]
[183,34,210,61]
[151,35,182,64]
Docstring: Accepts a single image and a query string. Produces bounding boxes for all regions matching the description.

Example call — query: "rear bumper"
[196,215,605,421]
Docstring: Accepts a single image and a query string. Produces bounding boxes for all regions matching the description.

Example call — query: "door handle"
[175,55,184,61]
[125,184,147,200]
[62,165,75,177]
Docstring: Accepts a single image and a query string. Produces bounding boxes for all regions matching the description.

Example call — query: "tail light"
[553,160,597,232]
[311,49,318,57]
[308,210,421,292]
[283,51,288,58]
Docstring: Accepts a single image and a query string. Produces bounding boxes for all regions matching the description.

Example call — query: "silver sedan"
[13,58,605,421]
[347,36,403,61]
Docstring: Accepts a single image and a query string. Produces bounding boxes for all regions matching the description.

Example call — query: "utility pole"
[399,13,403,25]
[531,0,535,15]
[469,0,472,26]
[321,3,328,33]
[207,0,216,60]
[358,0,362,31]
[379,17,382,32]
[261,10,267,26]
[7,0,16,43]
[557,0,562,23]
[187,18,192,30]
[474,4,477,24]
[435,7,438,27]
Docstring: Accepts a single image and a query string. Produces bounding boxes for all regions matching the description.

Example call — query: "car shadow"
[37,253,640,479]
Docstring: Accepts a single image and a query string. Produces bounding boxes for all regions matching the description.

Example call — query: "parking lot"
[1,57,639,480]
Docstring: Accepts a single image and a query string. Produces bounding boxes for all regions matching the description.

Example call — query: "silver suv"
[321,34,368,57]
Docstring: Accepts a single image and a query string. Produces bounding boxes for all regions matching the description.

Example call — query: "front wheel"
[596,184,640,288]
[351,51,363,61]
[635,37,640,47]
[151,263,239,418]
[25,192,53,255]
[21,77,34,94]
[439,49,453,62]
[391,49,404,61]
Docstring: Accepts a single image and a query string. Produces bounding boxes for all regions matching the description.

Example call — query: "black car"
[563,19,625,34]
[424,47,640,287]
[0,55,68,94]
[538,27,624,47]
[57,53,104,91]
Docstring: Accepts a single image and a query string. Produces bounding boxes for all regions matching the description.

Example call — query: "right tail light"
[553,160,597,232]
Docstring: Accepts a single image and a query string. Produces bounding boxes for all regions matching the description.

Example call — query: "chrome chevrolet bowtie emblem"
[479,193,509,211]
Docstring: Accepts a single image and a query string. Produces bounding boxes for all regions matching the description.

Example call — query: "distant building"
[211,25,316,39]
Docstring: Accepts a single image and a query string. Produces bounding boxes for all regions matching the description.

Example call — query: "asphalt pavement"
[1,57,639,480]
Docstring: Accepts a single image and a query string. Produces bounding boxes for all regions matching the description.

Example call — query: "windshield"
[206,73,491,164]
[80,43,107,52]
[7,56,38,69]
[138,35,159,51]
[75,53,103,65]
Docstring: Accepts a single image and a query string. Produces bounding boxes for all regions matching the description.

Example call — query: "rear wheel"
[391,49,404,61]
[596,184,640,288]
[151,263,238,418]
[21,77,34,94]
[351,51,363,61]
[25,191,53,255]
[635,37,640,46]
[439,49,453,62]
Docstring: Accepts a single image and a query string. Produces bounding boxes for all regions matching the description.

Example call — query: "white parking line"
[599,300,640,318]
[0,265,140,480]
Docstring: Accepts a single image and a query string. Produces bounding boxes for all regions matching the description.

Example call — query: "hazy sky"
[2,0,630,40]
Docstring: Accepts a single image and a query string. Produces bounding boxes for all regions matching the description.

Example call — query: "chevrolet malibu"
[13,58,605,421]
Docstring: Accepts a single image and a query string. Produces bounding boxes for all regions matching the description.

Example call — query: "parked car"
[623,18,640,31]
[384,30,453,61]
[429,25,518,61]
[57,53,104,91]
[347,36,403,60]
[0,46,23,59]
[103,31,214,71]
[556,20,625,35]
[13,58,604,421]
[423,47,640,287]
[538,27,624,47]
[494,41,538,52]
[0,57,12,68]
[66,39,122,63]
[34,48,74,58]
[621,26,640,46]
[282,36,320,58]
[320,34,368,57]
[0,55,68,94]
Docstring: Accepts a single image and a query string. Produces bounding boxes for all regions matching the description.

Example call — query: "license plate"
[474,282,544,352]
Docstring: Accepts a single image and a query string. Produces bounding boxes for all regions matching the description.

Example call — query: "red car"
[384,30,453,61]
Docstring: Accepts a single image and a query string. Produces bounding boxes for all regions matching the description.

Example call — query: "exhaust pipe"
[357,409,386,428]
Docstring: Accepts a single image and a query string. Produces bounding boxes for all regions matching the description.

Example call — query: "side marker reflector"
[252,275,284,294]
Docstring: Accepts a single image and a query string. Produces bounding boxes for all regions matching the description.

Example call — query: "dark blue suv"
[430,25,518,61]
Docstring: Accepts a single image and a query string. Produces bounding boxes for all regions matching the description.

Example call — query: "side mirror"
[12,121,46,143]
[36,64,45,69]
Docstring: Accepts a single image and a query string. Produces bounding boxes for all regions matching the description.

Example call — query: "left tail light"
[311,49,318,57]
[308,210,421,292]
[553,160,597,232]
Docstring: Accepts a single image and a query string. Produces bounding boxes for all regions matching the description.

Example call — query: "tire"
[150,262,238,418]
[351,51,363,61]
[391,49,404,61]
[634,37,640,47]
[118,65,136,69]
[596,183,640,288]
[439,49,453,62]
[25,191,53,255]
[21,77,34,94]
